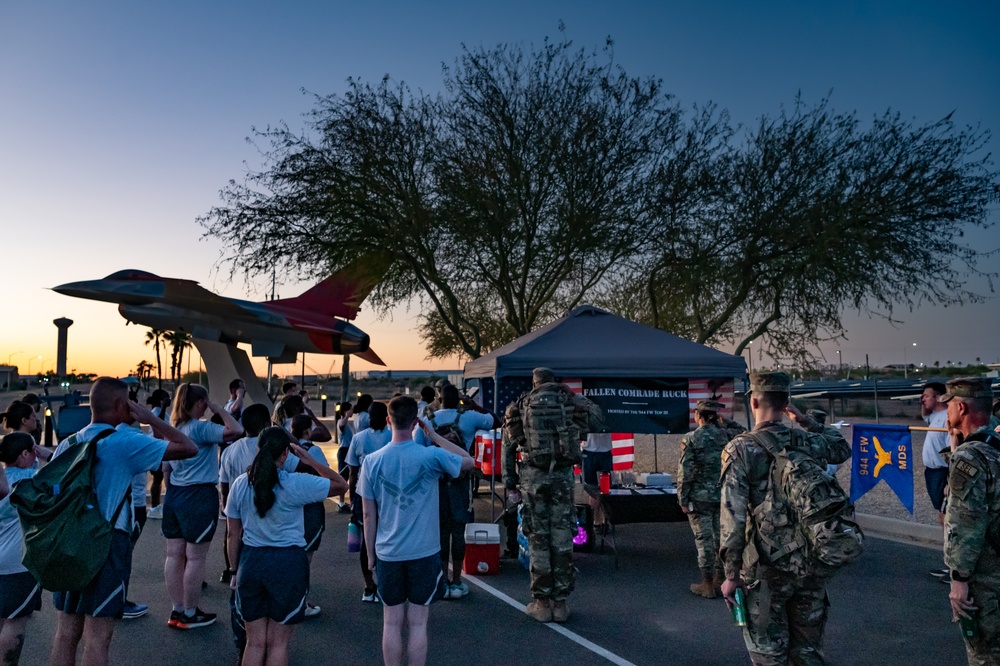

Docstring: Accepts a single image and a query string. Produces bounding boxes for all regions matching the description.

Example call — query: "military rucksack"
[518,383,583,469]
[9,429,130,591]
[747,429,864,577]
[429,408,467,451]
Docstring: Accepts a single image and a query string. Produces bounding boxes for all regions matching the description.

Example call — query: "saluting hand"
[128,400,156,424]
[289,441,313,464]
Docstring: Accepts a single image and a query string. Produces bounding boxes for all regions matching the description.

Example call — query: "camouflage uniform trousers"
[519,465,576,601]
[743,564,830,666]
[686,500,722,579]
[964,577,1000,666]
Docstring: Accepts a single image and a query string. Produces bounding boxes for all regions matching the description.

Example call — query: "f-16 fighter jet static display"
[53,264,385,408]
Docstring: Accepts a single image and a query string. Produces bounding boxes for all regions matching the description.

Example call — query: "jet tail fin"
[271,260,386,320]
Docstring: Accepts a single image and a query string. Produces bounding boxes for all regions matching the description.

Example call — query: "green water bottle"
[959,611,979,641]
[732,588,747,627]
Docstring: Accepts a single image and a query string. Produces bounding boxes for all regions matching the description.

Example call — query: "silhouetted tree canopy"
[200,34,998,364]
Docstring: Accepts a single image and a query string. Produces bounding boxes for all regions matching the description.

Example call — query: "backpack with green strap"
[10,429,130,591]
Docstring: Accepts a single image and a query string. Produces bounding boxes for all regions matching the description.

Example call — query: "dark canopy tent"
[463,305,747,433]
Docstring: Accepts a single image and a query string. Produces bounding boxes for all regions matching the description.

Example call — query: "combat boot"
[526,598,553,622]
[552,600,570,623]
[689,578,717,599]
[712,573,726,596]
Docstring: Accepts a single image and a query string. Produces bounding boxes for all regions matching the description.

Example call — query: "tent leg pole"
[653,434,658,473]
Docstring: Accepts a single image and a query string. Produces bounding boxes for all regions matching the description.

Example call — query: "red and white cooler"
[476,431,501,477]
[463,523,501,575]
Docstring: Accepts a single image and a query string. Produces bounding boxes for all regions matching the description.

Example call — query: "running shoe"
[361,590,381,603]
[122,602,148,619]
[174,608,217,629]
[337,503,352,514]
[304,603,321,617]
[929,568,949,578]
[448,582,469,599]
[147,505,163,519]
[167,610,184,628]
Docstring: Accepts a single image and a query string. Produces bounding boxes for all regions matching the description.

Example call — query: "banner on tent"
[574,377,690,434]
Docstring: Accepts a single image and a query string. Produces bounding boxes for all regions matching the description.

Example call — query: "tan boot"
[526,598,553,622]
[552,600,570,623]
[689,578,717,599]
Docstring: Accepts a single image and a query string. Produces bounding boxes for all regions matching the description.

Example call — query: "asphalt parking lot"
[16,493,966,666]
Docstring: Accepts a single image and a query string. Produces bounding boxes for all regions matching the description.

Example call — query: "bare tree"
[199,35,680,359]
[605,96,999,364]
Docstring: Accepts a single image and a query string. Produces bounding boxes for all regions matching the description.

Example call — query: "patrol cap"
[532,367,556,384]
[695,399,721,412]
[939,377,994,403]
[748,371,790,394]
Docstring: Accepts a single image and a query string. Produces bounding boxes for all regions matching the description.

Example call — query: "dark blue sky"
[2,1,997,374]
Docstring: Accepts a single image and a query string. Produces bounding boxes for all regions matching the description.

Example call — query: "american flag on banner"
[688,379,735,430]
[611,433,635,470]
[564,378,634,471]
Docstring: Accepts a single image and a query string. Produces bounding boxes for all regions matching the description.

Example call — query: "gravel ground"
[633,414,943,527]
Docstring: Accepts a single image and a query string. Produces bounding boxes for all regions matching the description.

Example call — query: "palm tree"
[166,331,193,383]
[144,328,165,388]
[136,360,153,391]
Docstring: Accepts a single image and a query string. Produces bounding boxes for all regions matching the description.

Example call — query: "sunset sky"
[2,0,997,380]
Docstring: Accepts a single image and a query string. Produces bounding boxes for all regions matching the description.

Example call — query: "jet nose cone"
[52,279,165,305]
[53,280,115,301]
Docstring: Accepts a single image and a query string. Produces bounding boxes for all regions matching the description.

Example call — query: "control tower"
[53,317,73,377]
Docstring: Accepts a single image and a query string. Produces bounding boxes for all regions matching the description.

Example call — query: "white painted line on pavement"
[464,575,638,666]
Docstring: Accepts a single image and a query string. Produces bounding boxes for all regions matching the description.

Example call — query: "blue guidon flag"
[850,424,914,513]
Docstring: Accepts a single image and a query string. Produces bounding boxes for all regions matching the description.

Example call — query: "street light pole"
[7,351,22,365]
[28,355,42,375]
[904,342,916,379]
[836,349,842,374]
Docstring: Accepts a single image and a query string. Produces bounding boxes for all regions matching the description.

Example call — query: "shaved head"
[90,377,129,424]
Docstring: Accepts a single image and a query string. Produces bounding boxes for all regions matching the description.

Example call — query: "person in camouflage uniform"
[941,377,1000,665]
[503,368,602,624]
[677,399,730,598]
[719,372,851,665]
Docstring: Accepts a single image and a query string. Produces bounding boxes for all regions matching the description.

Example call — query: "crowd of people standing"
[2,371,1000,665]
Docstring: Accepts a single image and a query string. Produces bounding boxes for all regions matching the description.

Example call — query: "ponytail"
[697,409,721,426]
[171,383,208,427]
[273,394,304,427]
[1,401,33,432]
[248,427,292,517]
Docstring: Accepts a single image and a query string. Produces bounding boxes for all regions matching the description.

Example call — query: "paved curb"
[857,513,943,550]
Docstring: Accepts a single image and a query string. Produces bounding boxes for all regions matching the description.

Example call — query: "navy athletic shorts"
[377,552,447,607]
[162,483,219,543]
[53,530,132,618]
[582,450,613,486]
[0,571,42,619]
[235,546,309,625]
[303,502,326,553]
